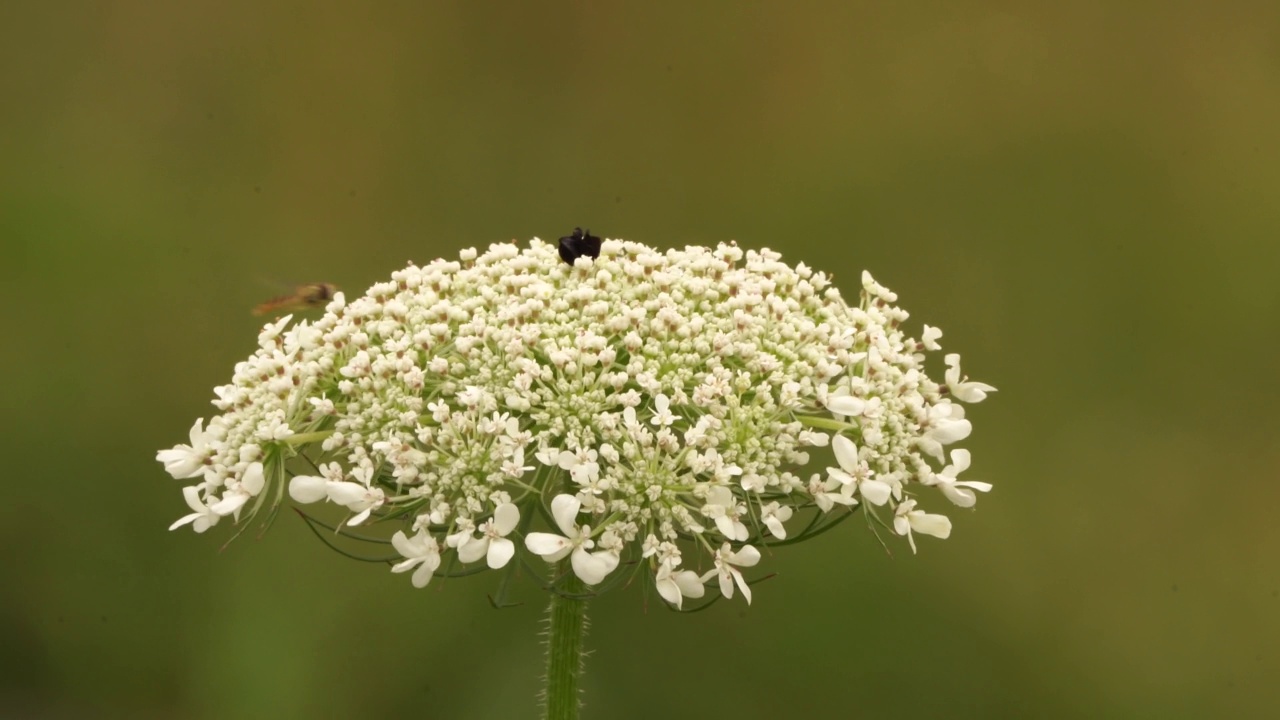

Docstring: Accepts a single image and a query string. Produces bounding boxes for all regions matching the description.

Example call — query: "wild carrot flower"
[158,238,994,607]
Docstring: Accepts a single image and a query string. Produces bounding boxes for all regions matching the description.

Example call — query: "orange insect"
[252,283,338,316]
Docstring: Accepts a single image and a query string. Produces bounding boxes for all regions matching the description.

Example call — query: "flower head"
[159,239,995,606]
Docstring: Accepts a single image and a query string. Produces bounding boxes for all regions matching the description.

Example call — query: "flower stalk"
[543,566,589,720]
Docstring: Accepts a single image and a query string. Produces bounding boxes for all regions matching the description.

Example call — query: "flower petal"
[457,536,488,564]
[240,462,265,495]
[487,537,516,569]
[571,547,617,585]
[326,481,369,507]
[910,512,953,540]
[548,494,582,537]
[827,396,866,417]
[859,479,892,506]
[209,492,249,517]
[729,544,761,567]
[673,570,706,600]
[168,513,199,531]
[940,485,978,508]
[391,530,419,557]
[288,475,329,504]
[655,575,682,607]
[156,448,202,480]
[411,562,436,588]
[525,532,573,561]
[492,503,520,535]
[832,435,859,471]
[733,567,753,605]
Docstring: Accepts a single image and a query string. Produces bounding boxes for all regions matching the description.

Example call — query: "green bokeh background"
[3,2,1278,718]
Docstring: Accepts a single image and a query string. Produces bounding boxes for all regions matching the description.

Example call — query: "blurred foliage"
[2,1,1278,718]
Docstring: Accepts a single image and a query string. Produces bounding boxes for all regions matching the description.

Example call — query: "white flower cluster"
[158,238,995,607]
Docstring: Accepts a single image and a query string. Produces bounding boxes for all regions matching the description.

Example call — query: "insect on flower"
[558,227,602,265]
[252,283,338,316]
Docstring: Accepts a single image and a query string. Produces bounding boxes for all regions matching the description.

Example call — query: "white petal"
[548,494,582,537]
[947,449,972,475]
[240,463,265,495]
[556,451,579,470]
[893,515,911,537]
[706,485,732,505]
[391,556,422,573]
[832,435,859,471]
[922,325,943,350]
[156,448,202,479]
[827,468,856,486]
[445,527,471,549]
[944,354,963,385]
[957,480,993,493]
[717,569,736,599]
[392,529,438,560]
[729,544,761,567]
[910,512,953,540]
[288,475,329,504]
[347,508,372,526]
[179,485,207,513]
[673,570,706,599]
[828,492,858,508]
[492,503,520,535]
[187,417,205,445]
[733,567,753,605]
[954,382,997,403]
[487,537,516,568]
[168,513,199,531]
[917,437,944,462]
[932,418,972,446]
[827,396,866,417]
[457,536,488,564]
[859,479,892,506]
[815,493,834,512]
[326,481,369,507]
[391,530,417,557]
[941,484,978,508]
[655,575,682,608]
[715,516,738,540]
[571,547,615,585]
[410,562,435,588]
[525,532,573,561]
[209,492,248,517]
[764,515,787,539]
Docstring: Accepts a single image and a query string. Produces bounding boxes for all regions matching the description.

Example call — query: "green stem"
[794,414,857,432]
[280,430,333,446]
[543,566,589,720]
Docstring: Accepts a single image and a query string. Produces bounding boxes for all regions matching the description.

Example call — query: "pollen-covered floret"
[158,238,995,606]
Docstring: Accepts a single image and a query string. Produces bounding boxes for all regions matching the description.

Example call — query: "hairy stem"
[542,566,589,720]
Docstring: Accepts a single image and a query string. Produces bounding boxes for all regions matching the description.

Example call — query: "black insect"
[558,227,602,265]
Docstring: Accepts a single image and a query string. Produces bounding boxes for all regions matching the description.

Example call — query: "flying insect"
[252,283,338,316]
[558,227,602,265]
